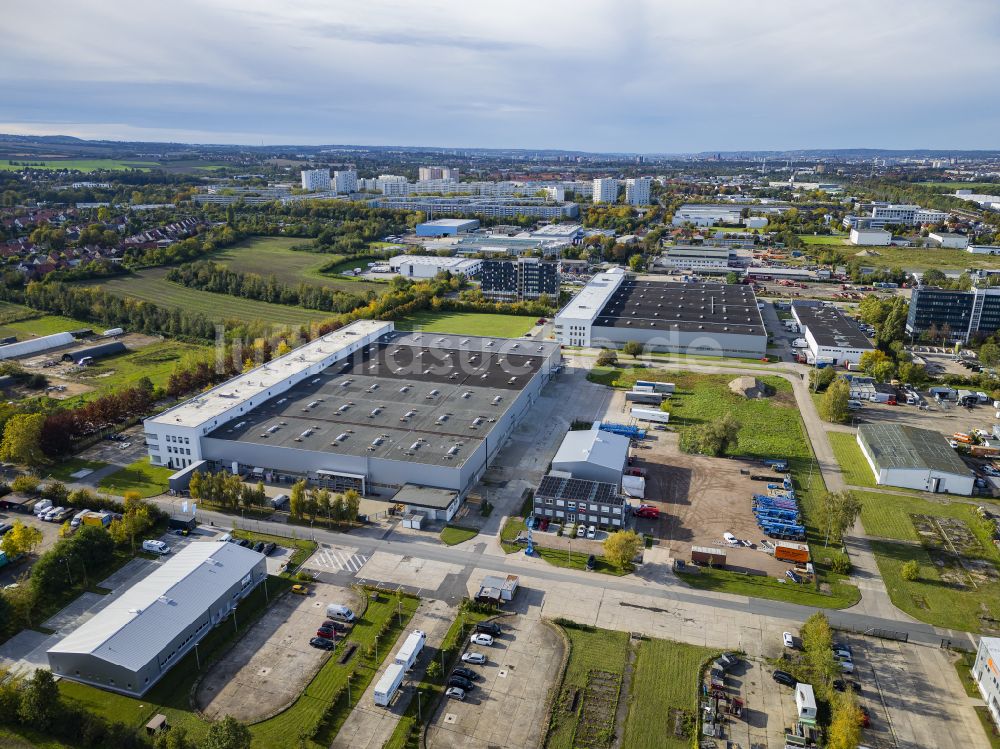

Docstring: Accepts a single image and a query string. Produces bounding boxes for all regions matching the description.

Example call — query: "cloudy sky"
[3,0,1000,152]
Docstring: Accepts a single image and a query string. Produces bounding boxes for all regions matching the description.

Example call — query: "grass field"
[70,340,209,397]
[97,457,173,498]
[209,237,383,293]
[0,159,157,172]
[676,566,860,609]
[845,245,1000,271]
[828,432,878,487]
[439,524,479,545]
[81,268,336,326]
[546,623,630,749]
[798,234,850,246]
[392,311,537,337]
[622,638,718,749]
[499,518,528,553]
[0,305,94,339]
[918,182,999,191]
[42,458,107,483]
[855,490,1000,631]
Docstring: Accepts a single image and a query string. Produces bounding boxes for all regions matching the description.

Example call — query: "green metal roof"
[858,423,970,475]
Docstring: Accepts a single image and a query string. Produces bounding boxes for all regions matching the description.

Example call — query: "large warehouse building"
[144,321,560,500]
[791,301,874,366]
[554,269,767,358]
[857,424,974,495]
[48,541,267,696]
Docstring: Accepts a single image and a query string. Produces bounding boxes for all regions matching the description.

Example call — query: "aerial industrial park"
[5,2,1000,749]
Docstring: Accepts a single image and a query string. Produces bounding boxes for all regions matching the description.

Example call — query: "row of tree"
[289,480,361,524]
[189,470,267,511]
[166,260,374,314]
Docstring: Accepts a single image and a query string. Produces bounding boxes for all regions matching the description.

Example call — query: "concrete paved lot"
[197,581,360,722]
[427,614,563,749]
[358,550,464,592]
[715,657,799,748]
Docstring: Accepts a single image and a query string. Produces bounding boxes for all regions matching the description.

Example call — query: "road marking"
[312,549,368,573]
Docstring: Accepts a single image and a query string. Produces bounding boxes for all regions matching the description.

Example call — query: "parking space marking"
[311,548,368,573]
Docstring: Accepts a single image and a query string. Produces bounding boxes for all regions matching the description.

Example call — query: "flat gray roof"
[859,424,970,476]
[206,331,558,469]
[594,279,765,337]
[793,302,873,350]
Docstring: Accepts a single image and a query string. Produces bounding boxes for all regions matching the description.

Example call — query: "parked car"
[832,641,853,655]
[461,652,487,665]
[833,648,852,661]
[723,532,739,546]
[44,506,65,522]
[309,637,335,650]
[263,542,276,555]
[470,633,494,646]
[142,540,170,555]
[586,554,596,571]
[772,670,797,687]
[586,525,597,539]
[576,524,586,538]
[447,675,474,691]
[445,687,466,701]
[322,620,347,632]
[839,660,855,674]
[833,679,862,694]
[858,705,871,727]
[252,541,265,553]
[782,632,795,648]
[315,627,335,640]
[475,621,501,636]
[633,504,659,519]
[452,667,479,681]
[290,584,309,595]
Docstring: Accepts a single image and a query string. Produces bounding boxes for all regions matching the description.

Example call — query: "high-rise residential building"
[419,166,458,181]
[593,178,618,204]
[301,168,331,191]
[906,285,1000,342]
[625,177,651,206]
[334,170,358,194]
[479,258,559,302]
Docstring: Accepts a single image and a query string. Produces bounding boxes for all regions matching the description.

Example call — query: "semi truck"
[630,407,669,423]
[394,629,426,671]
[373,663,405,707]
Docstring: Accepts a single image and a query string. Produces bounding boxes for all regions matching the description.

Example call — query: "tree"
[858,350,895,381]
[622,341,643,358]
[276,339,291,357]
[603,530,641,569]
[981,343,1000,367]
[628,253,644,271]
[595,348,618,366]
[800,612,840,687]
[876,298,908,350]
[897,360,929,387]
[819,377,850,423]
[289,479,308,520]
[10,475,39,495]
[0,413,46,466]
[18,667,60,730]
[818,491,862,546]
[2,521,42,557]
[857,295,892,327]
[809,366,836,392]
[155,725,197,749]
[202,715,252,749]
[827,691,863,749]
[691,414,741,457]
[725,271,740,285]
[343,489,361,523]
[900,559,920,581]
[189,470,203,499]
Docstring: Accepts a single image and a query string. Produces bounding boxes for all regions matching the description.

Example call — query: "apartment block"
[479,257,559,302]
[301,169,331,191]
[593,178,619,204]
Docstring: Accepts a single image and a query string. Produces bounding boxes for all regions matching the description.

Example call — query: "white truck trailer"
[373,663,405,707]
[630,407,670,423]
[394,629,426,671]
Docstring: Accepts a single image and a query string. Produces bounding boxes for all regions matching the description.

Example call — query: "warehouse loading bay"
[603,389,798,577]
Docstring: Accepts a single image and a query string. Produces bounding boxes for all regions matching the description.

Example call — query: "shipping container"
[691,546,726,567]
[774,542,810,564]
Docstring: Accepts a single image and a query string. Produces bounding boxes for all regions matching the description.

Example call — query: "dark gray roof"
[593,280,765,336]
[793,302,873,350]
[536,474,625,506]
[61,341,127,362]
[858,424,970,475]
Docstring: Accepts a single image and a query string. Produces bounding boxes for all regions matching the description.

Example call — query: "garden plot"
[911,514,999,586]
[573,670,622,749]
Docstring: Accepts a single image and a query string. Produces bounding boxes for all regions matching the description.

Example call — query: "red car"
[633,505,660,519]
[316,627,336,640]
[858,706,871,728]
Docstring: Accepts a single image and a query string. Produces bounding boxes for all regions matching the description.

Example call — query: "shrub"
[10,475,40,495]
[828,552,852,574]
[900,560,920,581]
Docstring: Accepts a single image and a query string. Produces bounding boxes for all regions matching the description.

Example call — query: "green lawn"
[439,524,479,546]
[79,268,336,327]
[69,340,210,398]
[97,457,173,497]
[845,245,1000,271]
[61,582,418,749]
[0,159,158,172]
[546,623,630,749]
[855,490,1000,631]
[622,638,718,749]
[0,312,95,339]
[918,182,999,191]
[232,529,317,572]
[209,237,383,293]
[827,431,877,487]
[798,234,850,246]
[676,566,860,609]
[392,311,537,338]
[499,518,527,553]
[534,546,629,576]
[42,458,107,482]
[0,726,75,749]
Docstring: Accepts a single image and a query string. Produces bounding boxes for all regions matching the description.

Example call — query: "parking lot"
[196,580,360,722]
[427,614,563,749]
[0,509,66,584]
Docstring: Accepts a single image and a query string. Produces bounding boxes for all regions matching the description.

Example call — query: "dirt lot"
[196,581,361,722]
[427,615,563,749]
[627,430,793,576]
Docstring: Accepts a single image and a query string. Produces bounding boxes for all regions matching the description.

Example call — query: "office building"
[301,169,331,191]
[658,246,735,271]
[906,285,1000,342]
[48,542,267,697]
[593,178,619,204]
[532,474,628,529]
[791,301,874,366]
[857,424,973,495]
[334,170,358,194]
[371,196,578,220]
[551,427,630,486]
[625,177,651,206]
[415,218,480,237]
[554,270,767,358]
[418,166,458,181]
[928,232,969,249]
[843,203,948,230]
[972,638,1000,731]
[479,258,559,302]
[388,255,482,279]
[849,228,891,246]
[143,321,561,499]
[671,204,744,227]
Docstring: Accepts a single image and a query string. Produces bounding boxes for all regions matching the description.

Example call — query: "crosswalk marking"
[311,549,368,573]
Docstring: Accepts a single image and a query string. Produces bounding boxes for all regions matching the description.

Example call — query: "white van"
[326,603,356,622]
[142,540,170,555]
[70,509,91,528]
[33,499,53,516]
[847,399,863,410]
